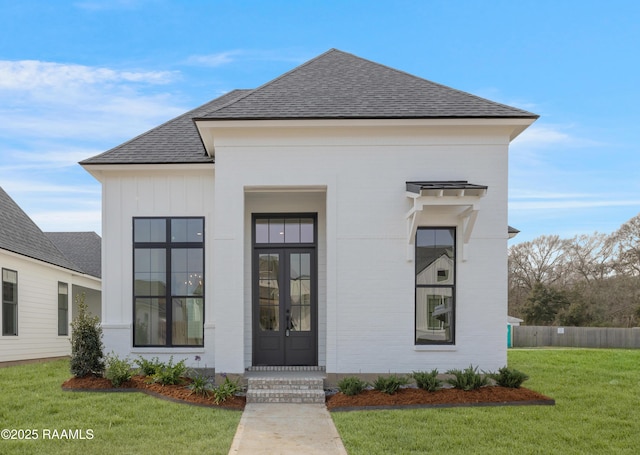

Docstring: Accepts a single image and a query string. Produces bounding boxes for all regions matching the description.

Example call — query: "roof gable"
[0,186,79,272]
[197,49,538,120]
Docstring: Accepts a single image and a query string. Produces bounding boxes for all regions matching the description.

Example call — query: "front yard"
[332,349,640,454]
[0,359,241,454]
[1,349,639,454]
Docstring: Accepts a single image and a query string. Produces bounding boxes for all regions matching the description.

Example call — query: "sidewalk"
[228,403,348,455]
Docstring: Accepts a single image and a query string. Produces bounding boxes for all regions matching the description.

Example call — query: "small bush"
[70,294,105,377]
[446,365,490,391]
[372,374,409,395]
[187,371,214,397]
[104,352,133,387]
[412,369,442,392]
[337,376,369,396]
[152,356,187,386]
[491,366,529,388]
[212,375,242,404]
[135,356,163,377]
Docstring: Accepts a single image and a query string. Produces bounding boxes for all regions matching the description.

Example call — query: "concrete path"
[228,403,348,455]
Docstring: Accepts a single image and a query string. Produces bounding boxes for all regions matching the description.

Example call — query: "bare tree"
[509,235,570,291]
[565,233,615,283]
[612,213,640,276]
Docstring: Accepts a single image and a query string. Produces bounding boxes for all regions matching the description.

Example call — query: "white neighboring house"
[0,187,101,363]
[81,49,537,379]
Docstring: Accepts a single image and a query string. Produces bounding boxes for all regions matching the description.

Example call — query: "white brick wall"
[93,119,520,374]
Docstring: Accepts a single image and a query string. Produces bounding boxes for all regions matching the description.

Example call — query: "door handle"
[285,309,291,337]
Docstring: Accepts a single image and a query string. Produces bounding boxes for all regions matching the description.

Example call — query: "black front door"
[253,248,316,365]
[252,215,317,366]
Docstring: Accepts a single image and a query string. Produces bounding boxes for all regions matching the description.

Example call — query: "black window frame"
[132,217,205,348]
[58,281,69,336]
[415,227,456,345]
[2,268,18,336]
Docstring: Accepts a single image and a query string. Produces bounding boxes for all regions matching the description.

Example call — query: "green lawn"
[0,359,241,455]
[332,349,640,454]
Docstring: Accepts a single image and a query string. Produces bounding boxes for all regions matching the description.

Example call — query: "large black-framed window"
[133,217,204,347]
[58,282,69,336]
[415,228,455,345]
[2,268,18,336]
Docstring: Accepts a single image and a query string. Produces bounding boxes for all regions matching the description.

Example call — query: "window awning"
[406,181,487,261]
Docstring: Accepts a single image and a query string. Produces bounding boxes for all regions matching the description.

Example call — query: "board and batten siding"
[99,166,215,367]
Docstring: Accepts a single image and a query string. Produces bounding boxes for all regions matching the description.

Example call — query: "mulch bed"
[326,386,555,411]
[62,375,246,410]
[63,376,554,412]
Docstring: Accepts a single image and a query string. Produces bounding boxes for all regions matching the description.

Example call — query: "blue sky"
[1,0,638,243]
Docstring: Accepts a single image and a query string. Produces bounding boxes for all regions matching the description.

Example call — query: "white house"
[81,49,537,379]
[0,187,101,363]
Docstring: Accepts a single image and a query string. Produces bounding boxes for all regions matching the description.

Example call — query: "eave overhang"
[193,117,537,159]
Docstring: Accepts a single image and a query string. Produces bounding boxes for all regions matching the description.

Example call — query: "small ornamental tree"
[70,293,105,377]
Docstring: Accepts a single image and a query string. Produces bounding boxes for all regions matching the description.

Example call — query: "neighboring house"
[0,187,101,363]
[81,49,537,378]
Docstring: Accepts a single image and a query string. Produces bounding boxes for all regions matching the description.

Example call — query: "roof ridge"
[199,49,341,117]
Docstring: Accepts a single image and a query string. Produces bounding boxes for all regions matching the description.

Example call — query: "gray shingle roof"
[45,232,101,278]
[0,186,79,272]
[80,89,250,165]
[81,49,537,165]
[0,187,100,278]
[197,49,538,120]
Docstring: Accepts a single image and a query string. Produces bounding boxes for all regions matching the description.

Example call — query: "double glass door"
[253,248,316,366]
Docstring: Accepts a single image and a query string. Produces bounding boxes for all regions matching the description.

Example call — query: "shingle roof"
[0,187,100,278]
[80,89,250,165]
[197,49,538,120]
[45,232,101,278]
[0,186,79,272]
[82,49,537,165]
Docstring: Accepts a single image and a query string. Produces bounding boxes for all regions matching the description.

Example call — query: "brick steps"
[245,369,326,404]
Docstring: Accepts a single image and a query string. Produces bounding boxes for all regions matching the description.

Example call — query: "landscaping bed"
[326,385,554,411]
[63,374,553,412]
[62,375,246,410]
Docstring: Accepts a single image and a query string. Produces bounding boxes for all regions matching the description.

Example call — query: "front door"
[252,216,317,366]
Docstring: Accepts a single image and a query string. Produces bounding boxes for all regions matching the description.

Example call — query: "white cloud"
[186,51,241,67]
[0,60,186,141]
[185,49,308,68]
[510,198,640,211]
[0,60,176,91]
[31,209,102,234]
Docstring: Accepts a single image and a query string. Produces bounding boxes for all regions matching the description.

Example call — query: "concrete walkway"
[228,403,348,455]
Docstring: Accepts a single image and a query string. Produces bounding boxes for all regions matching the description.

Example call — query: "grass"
[0,359,241,455]
[331,349,640,455]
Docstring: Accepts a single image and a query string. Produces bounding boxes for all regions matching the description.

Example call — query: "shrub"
[135,356,163,377]
[212,375,242,404]
[491,366,529,388]
[372,375,409,395]
[70,294,105,377]
[104,352,133,387]
[337,376,369,396]
[446,365,490,391]
[187,371,214,397]
[412,369,442,392]
[152,356,187,385]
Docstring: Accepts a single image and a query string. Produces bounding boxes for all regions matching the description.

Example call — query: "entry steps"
[245,366,326,404]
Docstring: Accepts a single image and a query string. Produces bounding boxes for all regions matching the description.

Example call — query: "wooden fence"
[512,325,640,348]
